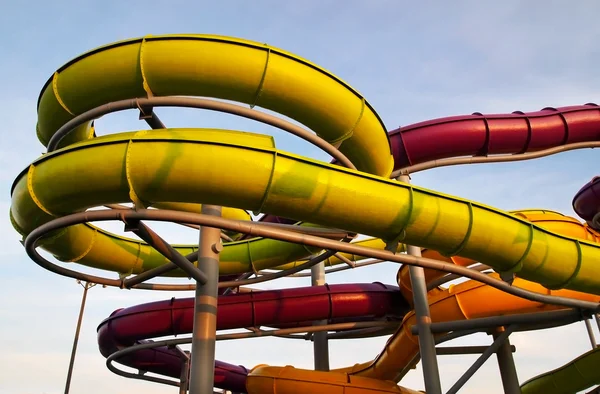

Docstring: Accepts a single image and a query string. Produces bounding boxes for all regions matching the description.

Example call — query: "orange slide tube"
[246,277,600,394]
[246,210,600,393]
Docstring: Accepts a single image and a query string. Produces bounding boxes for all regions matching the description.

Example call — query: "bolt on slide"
[9,34,600,394]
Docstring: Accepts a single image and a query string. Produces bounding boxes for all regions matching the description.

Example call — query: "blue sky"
[1,1,599,393]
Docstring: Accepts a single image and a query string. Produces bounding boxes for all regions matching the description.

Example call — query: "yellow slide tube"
[11,129,600,291]
[396,210,600,304]
[36,34,393,177]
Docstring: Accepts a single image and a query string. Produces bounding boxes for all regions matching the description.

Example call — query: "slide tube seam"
[330,97,365,146]
[254,150,278,216]
[246,241,258,275]
[388,180,414,245]
[504,222,534,274]
[139,36,154,97]
[68,227,97,263]
[471,112,490,156]
[444,202,474,257]
[51,72,74,116]
[26,164,55,217]
[250,47,270,109]
[556,108,570,145]
[126,132,150,208]
[546,240,583,290]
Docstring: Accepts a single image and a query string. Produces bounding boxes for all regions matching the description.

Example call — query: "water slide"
[97,283,407,393]
[9,34,600,393]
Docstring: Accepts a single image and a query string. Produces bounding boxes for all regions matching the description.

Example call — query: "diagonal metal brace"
[446,325,518,394]
[137,103,166,130]
[123,219,208,285]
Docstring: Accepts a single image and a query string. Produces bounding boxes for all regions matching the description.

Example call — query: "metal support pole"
[189,205,222,394]
[311,262,330,371]
[492,327,521,394]
[584,318,597,349]
[179,353,190,394]
[446,325,517,394]
[64,281,94,394]
[398,174,442,394]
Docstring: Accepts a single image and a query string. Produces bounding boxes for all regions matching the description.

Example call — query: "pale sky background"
[1,1,599,393]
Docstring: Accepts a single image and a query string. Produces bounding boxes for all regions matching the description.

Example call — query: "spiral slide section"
[10,34,600,393]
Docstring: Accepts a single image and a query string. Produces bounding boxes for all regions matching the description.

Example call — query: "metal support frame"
[412,308,592,335]
[189,205,223,394]
[106,320,396,387]
[398,174,442,394]
[127,220,208,284]
[179,350,190,394]
[493,327,521,394]
[584,318,597,349]
[436,345,516,355]
[138,105,166,129]
[311,262,330,371]
[25,209,600,313]
[46,96,356,171]
[446,325,517,394]
[23,209,600,392]
[64,281,95,394]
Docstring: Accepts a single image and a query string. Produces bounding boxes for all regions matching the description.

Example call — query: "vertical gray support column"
[64,281,94,394]
[492,327,521,394]
[397,174,442,394]
[584,319,597,349]
[179,354,190,394]
[311,262,330,371]
[189,205,222,394]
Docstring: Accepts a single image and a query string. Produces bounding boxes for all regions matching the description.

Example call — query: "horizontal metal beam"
[436,345,515,355]
[412,308,590,335]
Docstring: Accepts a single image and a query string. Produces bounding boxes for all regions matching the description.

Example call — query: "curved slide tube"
[520,347,600,394]
[397,210,600,305]
[12,129,600,293]
[97,283,407,392]
[388,103,600,170]
[10,34,600,394]
[573,176,600,230]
